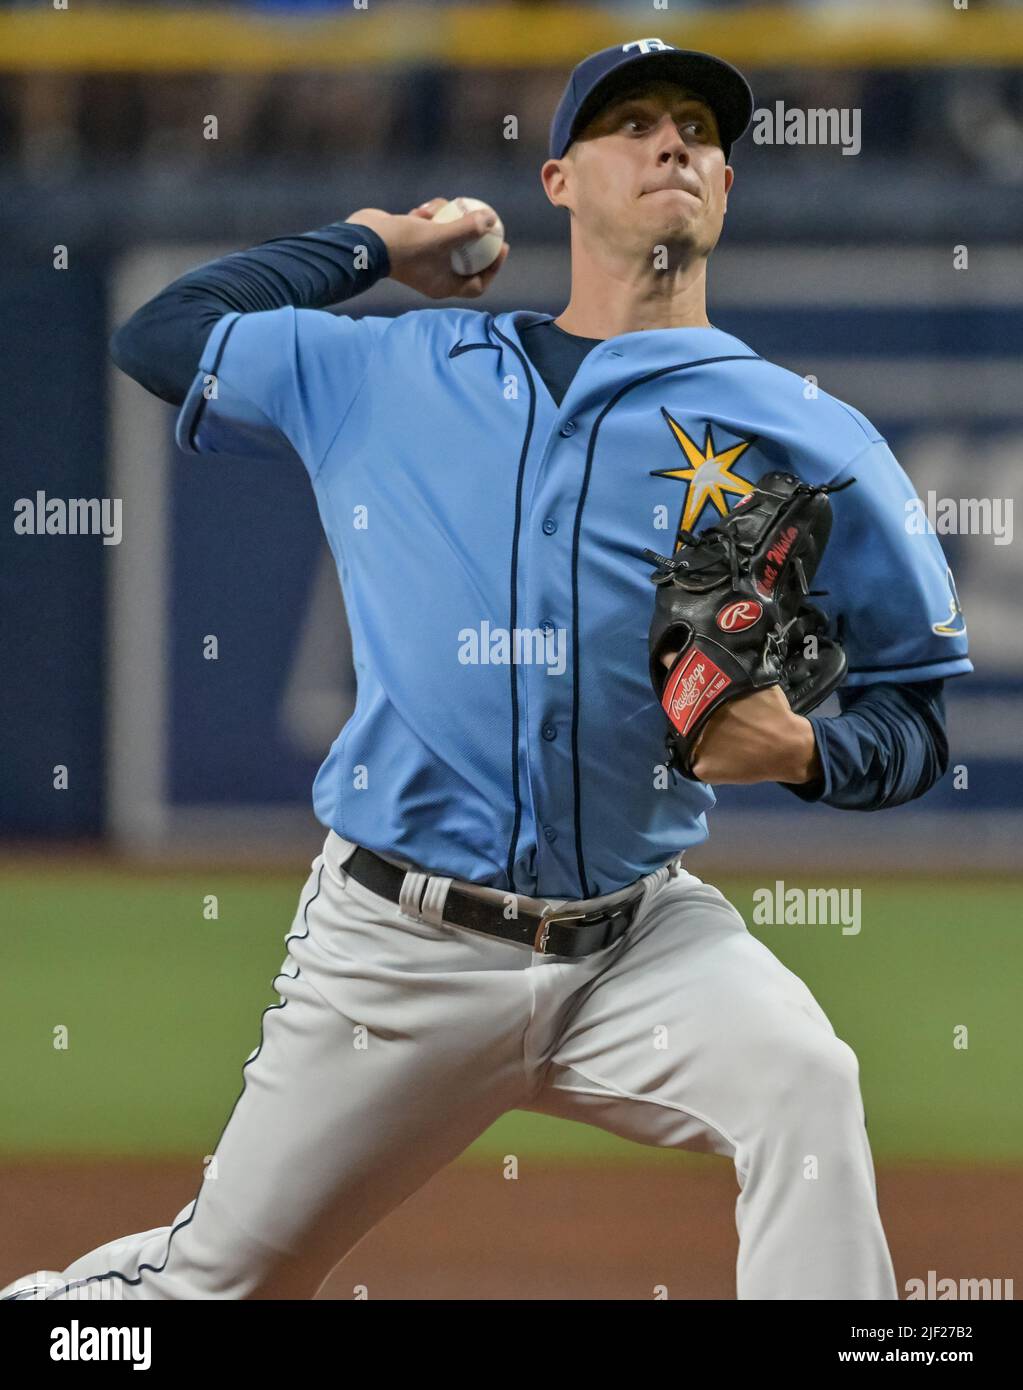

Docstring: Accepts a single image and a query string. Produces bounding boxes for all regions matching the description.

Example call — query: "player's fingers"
[408,197,447,219]
[437,208,500,245]
[418,270,482,300]
[451,271,487,299]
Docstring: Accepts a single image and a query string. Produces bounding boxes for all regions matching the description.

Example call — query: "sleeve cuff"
[779,713,831,803]
[341,222,391,282]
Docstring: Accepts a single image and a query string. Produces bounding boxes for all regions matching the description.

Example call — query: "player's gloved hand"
[345,199,510,300]
[646,471,851,782]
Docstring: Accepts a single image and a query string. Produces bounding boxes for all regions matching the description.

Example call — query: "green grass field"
[2,867,1019,1163]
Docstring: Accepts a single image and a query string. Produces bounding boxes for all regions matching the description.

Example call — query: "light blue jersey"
[176,307,971,897]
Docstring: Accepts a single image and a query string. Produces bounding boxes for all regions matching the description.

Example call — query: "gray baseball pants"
[44,830,897,1300]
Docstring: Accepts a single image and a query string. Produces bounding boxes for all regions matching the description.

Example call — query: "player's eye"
[619,111,712,141]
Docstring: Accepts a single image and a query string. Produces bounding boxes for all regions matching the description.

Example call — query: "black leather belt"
[344,846,644,958]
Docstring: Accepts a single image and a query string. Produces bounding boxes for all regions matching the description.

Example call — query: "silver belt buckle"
[533,907,586,955]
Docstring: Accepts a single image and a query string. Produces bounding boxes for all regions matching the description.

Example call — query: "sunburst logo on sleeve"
[650,409,757,538]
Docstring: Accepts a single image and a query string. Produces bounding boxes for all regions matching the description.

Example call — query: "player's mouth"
[639,187,703,208]
[640,180,701,199]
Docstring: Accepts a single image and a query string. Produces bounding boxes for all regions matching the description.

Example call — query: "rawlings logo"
[669,661,708,717]
[716,600,763,632]
[662,648,731,737]
[758,525,798,595]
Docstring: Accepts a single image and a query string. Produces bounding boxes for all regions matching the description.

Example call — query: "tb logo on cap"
[622,38,675,57]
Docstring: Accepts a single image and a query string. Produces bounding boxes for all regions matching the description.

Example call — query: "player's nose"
[654,117,691,165]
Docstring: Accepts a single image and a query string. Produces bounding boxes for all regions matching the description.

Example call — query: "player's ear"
[541,156,572,211]
[722,162,735,211]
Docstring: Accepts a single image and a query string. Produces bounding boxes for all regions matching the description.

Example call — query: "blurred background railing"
[2,3,1022,245]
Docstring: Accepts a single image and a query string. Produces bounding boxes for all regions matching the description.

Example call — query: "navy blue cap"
[549,38,754,162]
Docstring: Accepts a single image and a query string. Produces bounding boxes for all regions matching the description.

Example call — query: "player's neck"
[558,239,713,339]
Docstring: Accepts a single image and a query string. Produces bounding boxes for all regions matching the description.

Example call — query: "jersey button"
[558,421,577,437]
[540,618,555,634]
[541,723,557,741]
[542,517,558,535]
[543,825,558,843]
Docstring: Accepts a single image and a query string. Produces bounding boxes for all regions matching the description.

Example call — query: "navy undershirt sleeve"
[109,221,391,406]
[782,679,949,810]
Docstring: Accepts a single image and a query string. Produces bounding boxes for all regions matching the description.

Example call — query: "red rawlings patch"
[661,648,731,737]
[716,599,763,633]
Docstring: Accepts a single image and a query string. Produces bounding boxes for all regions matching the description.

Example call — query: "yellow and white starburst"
[651,411,756,536]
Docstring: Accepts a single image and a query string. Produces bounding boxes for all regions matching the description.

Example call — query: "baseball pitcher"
[5,39,971,1302]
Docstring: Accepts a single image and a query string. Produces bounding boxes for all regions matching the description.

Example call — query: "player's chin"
[637,200,698,236]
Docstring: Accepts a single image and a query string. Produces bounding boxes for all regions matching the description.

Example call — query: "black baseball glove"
[643,471,853,779]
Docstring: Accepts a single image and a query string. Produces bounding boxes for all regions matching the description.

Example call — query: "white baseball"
[432,196,505,276]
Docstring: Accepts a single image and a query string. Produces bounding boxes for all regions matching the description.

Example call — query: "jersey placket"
[514,374,599,899]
